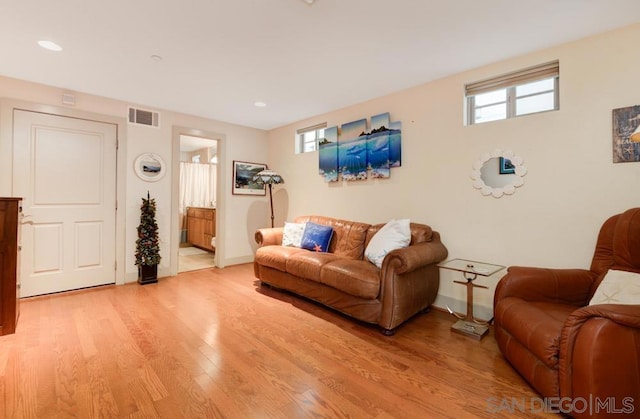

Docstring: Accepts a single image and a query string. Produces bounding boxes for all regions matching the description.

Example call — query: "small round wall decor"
[134,153,166,182]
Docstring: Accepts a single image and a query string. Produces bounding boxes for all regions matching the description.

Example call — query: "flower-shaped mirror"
[470,150,527,198]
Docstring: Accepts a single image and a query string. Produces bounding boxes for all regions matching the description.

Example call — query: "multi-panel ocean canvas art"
[389,120,402,167]
[339,119,368,181]
[317,112,402,182]
[319,126,339,182]
[367,113,390,179]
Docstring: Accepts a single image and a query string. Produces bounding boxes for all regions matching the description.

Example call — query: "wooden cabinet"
[0,198,21,336]
[187,207,216,251]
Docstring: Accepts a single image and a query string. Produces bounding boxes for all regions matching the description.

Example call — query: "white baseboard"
[220,255,254,268]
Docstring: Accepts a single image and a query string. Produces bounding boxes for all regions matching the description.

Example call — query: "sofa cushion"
[495,297,576,369]
[295,216,371,259]
[255,245,306,272]
[282,222,305,247]
[300,222,334,252]
[589,269,640,305]
[286,251,342,282]
[365,222,433,248]
[321,259,380,300]
[364,219,411,268]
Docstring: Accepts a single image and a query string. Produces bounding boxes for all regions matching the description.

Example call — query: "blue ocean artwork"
[389,120,402,167]
[340,119,368,181]
[367,131,390,178]
[341,118,367,140]
[319,126,339,182]
[339,136,368,181]
[317,113,401,182]
[371,113,390,131]
[367,112,391,178]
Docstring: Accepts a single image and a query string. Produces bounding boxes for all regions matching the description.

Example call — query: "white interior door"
[13,110,117,297]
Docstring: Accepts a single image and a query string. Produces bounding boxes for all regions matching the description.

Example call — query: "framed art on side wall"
[499,157,515,174]
[134,153,166,182]
[612,105,640,162]
[232,160,267,195]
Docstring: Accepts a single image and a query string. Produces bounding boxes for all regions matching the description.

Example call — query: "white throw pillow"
[589,269,640,306]
[365,219,411,268]
[282,222,305,247]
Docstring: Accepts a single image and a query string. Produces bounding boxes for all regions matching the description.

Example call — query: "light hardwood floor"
[0,264,556,418]
[178,246,215,273]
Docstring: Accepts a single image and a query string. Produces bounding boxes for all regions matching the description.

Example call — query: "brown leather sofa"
[254,215,448,334]
[494,208,640,418]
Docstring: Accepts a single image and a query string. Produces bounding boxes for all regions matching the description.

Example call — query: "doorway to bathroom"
[178,134,218,272]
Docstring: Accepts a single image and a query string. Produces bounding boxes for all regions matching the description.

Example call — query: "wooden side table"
[438,258,505,340]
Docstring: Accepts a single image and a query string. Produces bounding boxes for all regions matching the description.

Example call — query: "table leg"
[450,276,490,340]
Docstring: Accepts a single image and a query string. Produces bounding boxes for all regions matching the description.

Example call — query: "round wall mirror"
[470,150,527,198]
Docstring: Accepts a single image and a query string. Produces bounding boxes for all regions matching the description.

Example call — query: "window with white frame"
[296,123,327,154]
[466,60,559,125]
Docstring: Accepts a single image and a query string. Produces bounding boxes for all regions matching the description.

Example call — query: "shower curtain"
[179,162,216,240]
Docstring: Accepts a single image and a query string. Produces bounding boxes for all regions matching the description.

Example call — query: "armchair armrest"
[382,241,448,275]
[494,266,598,307]
[255,227,284,247]
[559,304,640,411]
[563,304,640,335]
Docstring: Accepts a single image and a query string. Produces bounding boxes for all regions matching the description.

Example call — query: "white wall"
[266,23,640,319]
[0,76,269,283]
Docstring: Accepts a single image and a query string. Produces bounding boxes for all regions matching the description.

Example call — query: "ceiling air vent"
[128,107,159,127]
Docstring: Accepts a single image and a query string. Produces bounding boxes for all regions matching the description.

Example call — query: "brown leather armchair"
[494,208,640,418]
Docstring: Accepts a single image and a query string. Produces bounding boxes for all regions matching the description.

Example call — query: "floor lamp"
[253,169,284,227]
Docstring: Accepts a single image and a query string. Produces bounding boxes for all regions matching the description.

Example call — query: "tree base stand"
[138,264,158,285]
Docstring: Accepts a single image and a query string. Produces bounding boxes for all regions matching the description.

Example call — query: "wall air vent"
[128,107,159,128]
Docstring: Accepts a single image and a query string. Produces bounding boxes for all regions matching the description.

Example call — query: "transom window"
[296,123,327,154]
[466,61,559,125]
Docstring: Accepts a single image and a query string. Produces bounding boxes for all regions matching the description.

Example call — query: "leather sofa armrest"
[494,266,597,306]
[378,240,448,332]
[255,227,284,247]
[382,241,448,274]
[559,304,640,411]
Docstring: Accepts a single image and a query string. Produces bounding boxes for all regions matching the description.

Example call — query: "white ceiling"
[1,0,639,130]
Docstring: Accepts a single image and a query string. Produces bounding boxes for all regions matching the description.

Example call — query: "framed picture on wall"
[499,157,515,174]
[612,105,640,163]
[134,153,166,182]
[232,160,267,195]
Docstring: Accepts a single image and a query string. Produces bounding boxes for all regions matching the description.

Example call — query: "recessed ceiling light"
[37,40,62,52]
[254,101,267,108]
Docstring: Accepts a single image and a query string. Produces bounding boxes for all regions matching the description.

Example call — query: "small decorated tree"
[135,192,161,284]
